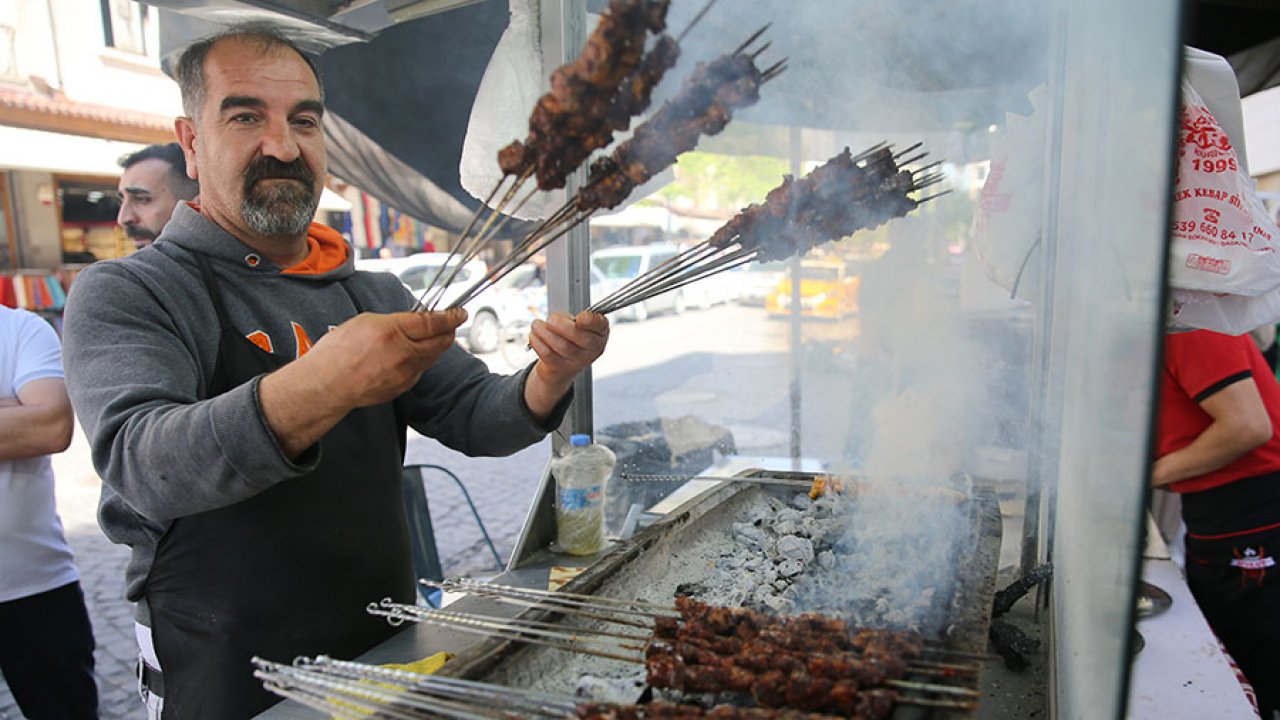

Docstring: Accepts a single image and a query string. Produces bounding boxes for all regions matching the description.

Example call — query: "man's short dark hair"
[118,143,200,200]
[175,22,324,120]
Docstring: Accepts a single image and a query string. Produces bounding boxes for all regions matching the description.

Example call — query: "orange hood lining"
[282,223,350,276]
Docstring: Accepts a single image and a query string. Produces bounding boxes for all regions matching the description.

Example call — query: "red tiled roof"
[0,86,175,144]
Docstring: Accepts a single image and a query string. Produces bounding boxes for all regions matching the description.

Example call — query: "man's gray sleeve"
[61,263,316,522]
[402,346,572,456]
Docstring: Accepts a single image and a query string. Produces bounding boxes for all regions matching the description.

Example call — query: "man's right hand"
[309,309,466,408]
[259,308,467,458]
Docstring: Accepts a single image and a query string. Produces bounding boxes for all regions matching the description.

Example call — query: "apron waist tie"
[137,659,165,697]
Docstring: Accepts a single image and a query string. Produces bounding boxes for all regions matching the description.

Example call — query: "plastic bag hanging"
[458,0,565,220]
[1167,78,1280,297]
[969,85,1050,301]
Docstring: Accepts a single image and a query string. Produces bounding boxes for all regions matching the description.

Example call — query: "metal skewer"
[421,581,655,629]
[435,578,678,615]
[620,472,823,489]
[258,657,569,719]
[260,656,980,717]
[368,600,646,663]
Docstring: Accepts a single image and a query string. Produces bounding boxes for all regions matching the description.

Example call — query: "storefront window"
[56,177,122,263]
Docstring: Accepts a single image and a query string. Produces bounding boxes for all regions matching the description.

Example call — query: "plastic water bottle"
[550,434,615,555]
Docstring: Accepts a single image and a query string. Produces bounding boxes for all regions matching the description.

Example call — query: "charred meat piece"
[608,34,681,131]
[575,701,846,719]
[578,51,765,212]
[504,0,672,190]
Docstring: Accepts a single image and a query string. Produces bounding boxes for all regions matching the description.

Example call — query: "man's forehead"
[204,39,321,98]
[120,158,172,187]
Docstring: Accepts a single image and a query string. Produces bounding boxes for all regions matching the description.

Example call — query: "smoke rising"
[637,0,1049,627]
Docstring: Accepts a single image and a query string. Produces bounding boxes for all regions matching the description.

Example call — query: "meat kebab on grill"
[575,702,849,719]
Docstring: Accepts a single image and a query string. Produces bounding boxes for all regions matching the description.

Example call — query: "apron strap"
[194,252,234,329]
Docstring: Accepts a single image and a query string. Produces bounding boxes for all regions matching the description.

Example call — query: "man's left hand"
[524,311,609,420]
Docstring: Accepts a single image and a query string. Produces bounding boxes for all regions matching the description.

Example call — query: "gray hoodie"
[62,204,564,618]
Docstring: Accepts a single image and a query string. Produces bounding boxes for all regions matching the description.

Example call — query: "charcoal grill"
[432,470,1003,718]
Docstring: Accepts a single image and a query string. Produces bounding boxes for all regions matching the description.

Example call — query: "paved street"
[1,303,803,719]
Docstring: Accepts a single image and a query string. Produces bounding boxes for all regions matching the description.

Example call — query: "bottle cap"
[569,433,591,446]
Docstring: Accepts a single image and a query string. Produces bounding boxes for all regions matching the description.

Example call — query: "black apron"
[146,253,415,719]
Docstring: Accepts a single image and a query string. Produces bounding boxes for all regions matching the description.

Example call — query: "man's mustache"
[244,157,314,190]
[124,225,156,241]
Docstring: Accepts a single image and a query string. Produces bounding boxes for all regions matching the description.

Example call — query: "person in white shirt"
[0,306,97,719]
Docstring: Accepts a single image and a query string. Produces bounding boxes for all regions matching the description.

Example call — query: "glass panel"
[1048,2,1180,718]
[581,1,1179,717]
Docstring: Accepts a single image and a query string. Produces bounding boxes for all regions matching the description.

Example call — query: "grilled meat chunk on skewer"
[501,0,672,190]
[578,52,765,212]
[589,143,940,318]
[575,702,845,719]
[608,34,681,131]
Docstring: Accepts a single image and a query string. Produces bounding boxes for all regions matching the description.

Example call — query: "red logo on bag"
[1185,253,1230,275]
[1203,208,1221,224]
[1184,113,1233,152]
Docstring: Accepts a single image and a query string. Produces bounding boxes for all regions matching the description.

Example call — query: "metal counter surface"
[1125,522,1258,719]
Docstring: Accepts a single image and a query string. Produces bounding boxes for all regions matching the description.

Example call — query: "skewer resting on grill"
[621,472,850,499]
[420,582,988,661]
[255,656,978,719]
[366,598,982,701]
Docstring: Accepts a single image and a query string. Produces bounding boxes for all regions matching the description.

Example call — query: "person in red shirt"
[1155,329,1280,716]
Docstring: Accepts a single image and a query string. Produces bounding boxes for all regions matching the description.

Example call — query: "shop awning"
[0,125,144,177]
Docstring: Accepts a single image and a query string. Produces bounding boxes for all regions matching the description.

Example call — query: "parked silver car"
[590,244,685,321]
[354,253,532,354]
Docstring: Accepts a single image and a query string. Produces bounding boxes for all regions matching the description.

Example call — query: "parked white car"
[733,260,788,306]
[590,244,686,321]
[354,252,532,354]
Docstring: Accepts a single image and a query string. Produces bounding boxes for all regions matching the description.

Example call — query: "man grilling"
[62,22,609,719]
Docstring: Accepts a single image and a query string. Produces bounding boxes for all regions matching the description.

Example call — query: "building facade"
[0,0,179,277]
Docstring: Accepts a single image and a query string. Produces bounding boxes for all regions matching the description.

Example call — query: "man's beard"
[241,157,319,237]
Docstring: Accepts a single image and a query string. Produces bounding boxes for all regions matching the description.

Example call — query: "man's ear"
[174,117,199,180]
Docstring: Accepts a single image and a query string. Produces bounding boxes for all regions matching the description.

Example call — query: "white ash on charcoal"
[463,482,975,704]
[685,486,970,634]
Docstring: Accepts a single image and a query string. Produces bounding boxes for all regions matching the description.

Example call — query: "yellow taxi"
[765,258,861,319]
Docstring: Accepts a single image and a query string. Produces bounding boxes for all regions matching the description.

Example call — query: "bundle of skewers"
[256,655,903,719]
[414,0,785,312]
[342,581,983,718]
[587,144,945,317]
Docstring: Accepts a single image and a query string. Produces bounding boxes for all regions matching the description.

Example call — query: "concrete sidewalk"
[0,409,551,719]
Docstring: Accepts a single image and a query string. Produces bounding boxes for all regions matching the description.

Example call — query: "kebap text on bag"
[1168,80,1280,297]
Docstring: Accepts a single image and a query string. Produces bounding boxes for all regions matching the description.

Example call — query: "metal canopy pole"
[787,126,803,462]
[541,0,592,447]
[506,0,590,570]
